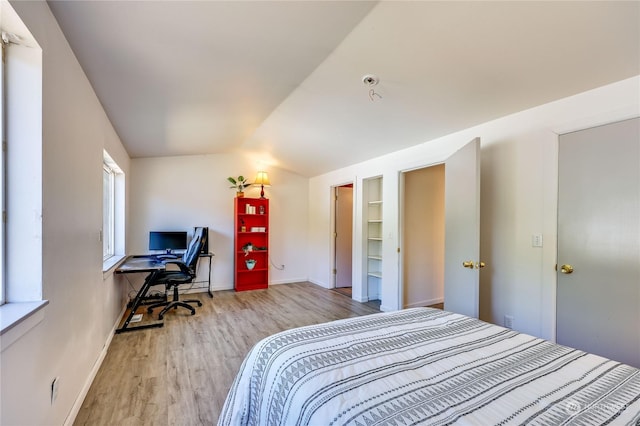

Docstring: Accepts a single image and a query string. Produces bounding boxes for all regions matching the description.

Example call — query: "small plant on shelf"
[227,175,252,197]
[242,242,253,256]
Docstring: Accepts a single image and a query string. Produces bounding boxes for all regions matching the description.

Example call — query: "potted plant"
[227,175,252,197]
[242,242,253,256]
[245,259,257,270]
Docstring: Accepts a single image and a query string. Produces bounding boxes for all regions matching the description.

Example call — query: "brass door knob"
[560,264,574,274]
[475,261,486,269]
[462,261,474,269]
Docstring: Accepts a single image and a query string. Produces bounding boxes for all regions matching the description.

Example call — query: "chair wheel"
[158,314,164,320]
[191,310,196,315]
[147,308,154,314]
[197,301,203,307]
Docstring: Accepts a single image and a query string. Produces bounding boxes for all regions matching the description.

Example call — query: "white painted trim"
[269,279,308,285]
[181,286,215,295]
[102,254,126,275]
[308,278,330,289]
[0,301,48,351]
[380,304,395,312]
[404,298,444,309]
[210,284,233,292]
[352,294,369,303]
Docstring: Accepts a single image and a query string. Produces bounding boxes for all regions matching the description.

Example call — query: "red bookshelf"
[234,197,269,291]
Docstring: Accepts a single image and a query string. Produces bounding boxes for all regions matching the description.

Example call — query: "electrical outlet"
[504,315,514,329]
[51,377,60,404]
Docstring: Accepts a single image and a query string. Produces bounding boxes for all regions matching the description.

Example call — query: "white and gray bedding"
[219,308,640,425]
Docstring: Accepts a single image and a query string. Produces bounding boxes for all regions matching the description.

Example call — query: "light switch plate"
[532,234,543,247]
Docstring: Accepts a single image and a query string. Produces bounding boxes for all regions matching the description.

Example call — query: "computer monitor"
[148,231,188,253]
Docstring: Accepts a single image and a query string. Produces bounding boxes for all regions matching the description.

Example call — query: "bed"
[219,308,640,425]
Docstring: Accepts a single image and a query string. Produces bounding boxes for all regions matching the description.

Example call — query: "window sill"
[103,254,126,274]
[0,300,49,352]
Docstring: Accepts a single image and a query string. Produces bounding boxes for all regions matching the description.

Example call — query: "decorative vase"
[245,259,256,270]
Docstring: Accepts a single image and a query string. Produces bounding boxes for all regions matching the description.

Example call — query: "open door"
[444,138,481,318]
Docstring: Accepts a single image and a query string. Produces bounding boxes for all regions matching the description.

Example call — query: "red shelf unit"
[234,197,269,291]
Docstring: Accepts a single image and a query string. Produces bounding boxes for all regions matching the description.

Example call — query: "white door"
[444,138,481,318]
[557,118,640,367]
[335,185,353,288]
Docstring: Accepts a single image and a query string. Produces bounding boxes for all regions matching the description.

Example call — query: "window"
[0,3,47,336]
[103,161,115,260]
[102,150,124,270]
[0,41,5,306]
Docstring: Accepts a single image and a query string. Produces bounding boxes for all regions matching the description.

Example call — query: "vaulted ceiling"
[48,1,639,177]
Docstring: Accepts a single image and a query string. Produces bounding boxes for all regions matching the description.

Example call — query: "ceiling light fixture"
[362,74,379,86]
[362,74,382,102]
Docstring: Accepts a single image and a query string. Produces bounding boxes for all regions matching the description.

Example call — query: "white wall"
[1,2,130,425]
[129,154,309,290]
[309,76,640,340]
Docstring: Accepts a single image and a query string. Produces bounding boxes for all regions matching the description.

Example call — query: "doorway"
[398,138,481,317]
[402,165,445,308]
[334,184,353,292]
[557,118,639,367]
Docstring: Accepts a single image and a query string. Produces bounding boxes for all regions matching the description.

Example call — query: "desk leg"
[116,271,164,333]
[207,255,213,298]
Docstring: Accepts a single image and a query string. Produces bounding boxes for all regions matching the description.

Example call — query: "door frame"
[330,181,355,290]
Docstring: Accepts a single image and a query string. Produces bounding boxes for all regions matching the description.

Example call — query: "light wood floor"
[74,282,380,425]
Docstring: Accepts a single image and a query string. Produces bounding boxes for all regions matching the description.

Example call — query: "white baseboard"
[182,286,214,294]
[269,278,308,285]
[404,297,444,309]
[182,280,310,292]
[352,295,369,303]
[64,305,126,426]
[209,284,233,292]
[308,279,330,289]
[380,304,396,312]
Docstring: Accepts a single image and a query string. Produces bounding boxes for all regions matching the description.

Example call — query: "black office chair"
[147,229,206,319]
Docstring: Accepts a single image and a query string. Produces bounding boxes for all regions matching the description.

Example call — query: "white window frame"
[0,41,5,306]
[102,150,125,271]
[0,3,47,340]
[103,161,115,261]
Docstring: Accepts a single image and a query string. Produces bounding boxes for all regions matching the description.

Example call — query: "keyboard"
[156,254,179,260]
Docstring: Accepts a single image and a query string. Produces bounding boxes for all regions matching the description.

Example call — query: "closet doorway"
[402,165,445,308]
[399,138,481,317]
[333,184,353,291]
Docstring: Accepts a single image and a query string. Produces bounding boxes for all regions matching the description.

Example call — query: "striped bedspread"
[219,308,640,425]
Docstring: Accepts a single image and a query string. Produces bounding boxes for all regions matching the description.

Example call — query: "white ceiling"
[47,1,639,177]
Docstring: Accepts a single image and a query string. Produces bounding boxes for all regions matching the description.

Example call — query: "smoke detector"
[362,74,379,86]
